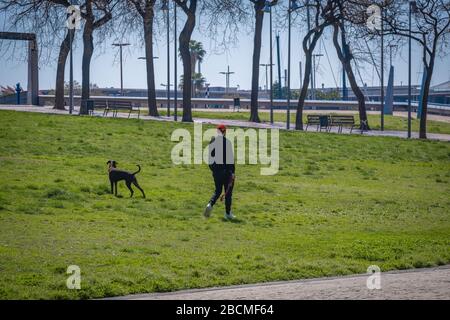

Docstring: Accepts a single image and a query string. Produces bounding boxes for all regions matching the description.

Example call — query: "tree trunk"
[295,29,324,130]
[332,23,369,130]
[250,2,264,123]
[190,54,197,77]
[81,21,94,105]
[144,11,158,116]
[179,8,196,122]
[419,64,434,139]
[295,52,312,130]
[54,29,74,110]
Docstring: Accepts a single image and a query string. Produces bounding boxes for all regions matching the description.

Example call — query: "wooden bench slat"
[306,115,330,132]
[93,100,140,119]
[330,115,356,133]
[305,114,362,133]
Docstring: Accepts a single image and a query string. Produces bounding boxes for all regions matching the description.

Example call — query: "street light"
[67,2,76,114]
[306,0,312,99]
[162,0,170,116]
[262,1,277,124]
[219,66,234,94]
[260,63,274,94]
[112,43,131,96]
[380,6,385,131]
[388,44,397,67]
[291,0,300,10]
[138,56,159,60]
[287,0,300,129]
[262,0,271,13]
[174,0,178,122]
[312,53,323,100]
[69,29,74,114]
[408,1,418,139]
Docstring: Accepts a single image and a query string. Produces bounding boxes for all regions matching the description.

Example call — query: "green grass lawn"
[157,109,450,134]
[0,110,449,299]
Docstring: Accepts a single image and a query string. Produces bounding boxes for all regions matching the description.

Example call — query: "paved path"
[108,266,450,300]
[188,108,450,123]
[1,105,450,142]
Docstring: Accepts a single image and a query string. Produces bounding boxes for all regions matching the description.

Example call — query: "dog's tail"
[132,165,141,176]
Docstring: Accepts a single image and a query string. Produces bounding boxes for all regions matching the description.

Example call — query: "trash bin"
[319,115,329,131]
[233,97,240,111]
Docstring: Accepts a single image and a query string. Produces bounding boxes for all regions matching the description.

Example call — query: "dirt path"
[108,266,450,300]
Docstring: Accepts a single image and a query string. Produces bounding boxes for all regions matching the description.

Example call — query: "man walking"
[204,124,236,220]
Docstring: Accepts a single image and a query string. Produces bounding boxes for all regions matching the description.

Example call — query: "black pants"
[209,170,234,214]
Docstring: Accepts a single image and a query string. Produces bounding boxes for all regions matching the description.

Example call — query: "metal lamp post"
[112,43,130,96]
[67,0,78,114]
[262,0,277,125]
[287,0,300,130]
[162,0,170,116]
[174,0,178,121]
[306,0,312,99]
[69,18,74,114]
[388,44,397,67]
[259,63,273,94]
[312,53,323,100]
[408,1,417,139]
[380,6,385,131]
[220,66,234,94]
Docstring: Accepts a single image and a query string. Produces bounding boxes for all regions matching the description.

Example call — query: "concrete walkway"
[108,265,450,300]
[1,105,450,142]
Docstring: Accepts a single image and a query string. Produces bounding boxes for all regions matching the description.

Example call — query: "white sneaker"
[224,212,235,220]
[204,203,213,217]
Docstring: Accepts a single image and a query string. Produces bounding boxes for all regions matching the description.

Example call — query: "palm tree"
[192,72,206,97]
[179,40,206,75]
[179,72,206,97]
[189,40,206,75]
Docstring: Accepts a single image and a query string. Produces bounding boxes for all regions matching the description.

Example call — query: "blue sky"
[1,7,449,92]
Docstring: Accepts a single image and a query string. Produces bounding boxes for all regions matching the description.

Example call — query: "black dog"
[107,160,146,198]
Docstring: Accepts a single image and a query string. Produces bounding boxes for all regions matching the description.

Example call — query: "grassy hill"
[0,110,449,299]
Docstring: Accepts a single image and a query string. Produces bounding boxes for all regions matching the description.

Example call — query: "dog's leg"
[110,180,114,195]
[126,181,134,198]
[115,182,118,197]
[133,180,146,198]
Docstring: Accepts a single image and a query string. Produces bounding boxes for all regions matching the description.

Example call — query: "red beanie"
[217,124,227,132]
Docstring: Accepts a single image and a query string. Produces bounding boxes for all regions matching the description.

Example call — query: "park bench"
[306,114,331,132]
[329,115,357,133]
[107,100,140,119]
[86,100,107,116]
[80,99,107,116]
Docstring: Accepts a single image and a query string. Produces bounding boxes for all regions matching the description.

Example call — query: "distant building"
[340,80,450,105]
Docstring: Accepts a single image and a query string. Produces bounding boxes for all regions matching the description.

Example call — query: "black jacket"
[208,135,235,174]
